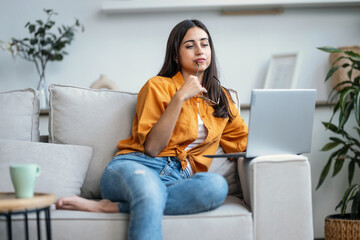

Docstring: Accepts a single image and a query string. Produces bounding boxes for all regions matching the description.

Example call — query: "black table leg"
[6,213,12,240]
[2,207,52,240]
[24,210,29,240]
[36,209,41,240]
[45,207,52,240]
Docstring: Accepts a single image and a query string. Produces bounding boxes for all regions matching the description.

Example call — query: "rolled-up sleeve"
[136,80,171,145]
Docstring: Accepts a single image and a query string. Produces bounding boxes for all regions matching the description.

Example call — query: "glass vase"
[37,75,49,110]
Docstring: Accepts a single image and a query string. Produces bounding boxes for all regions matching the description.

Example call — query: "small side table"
[0,192,56,240]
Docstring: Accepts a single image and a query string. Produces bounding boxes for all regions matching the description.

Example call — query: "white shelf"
[101,0,360,13]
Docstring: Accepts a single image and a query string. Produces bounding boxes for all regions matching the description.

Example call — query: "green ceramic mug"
[10,164,41,198]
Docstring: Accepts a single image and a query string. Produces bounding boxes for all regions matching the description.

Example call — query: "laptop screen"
[245,89,316,158]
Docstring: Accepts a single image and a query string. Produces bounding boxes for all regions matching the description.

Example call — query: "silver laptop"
[204,89,316,159]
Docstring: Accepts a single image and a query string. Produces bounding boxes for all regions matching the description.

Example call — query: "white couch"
[0,85,314,240]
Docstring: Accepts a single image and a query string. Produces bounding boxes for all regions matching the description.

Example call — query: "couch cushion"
[0,88,40,141]
[48,84,138,199]
[0,196,251,240]
[0,139,93,199]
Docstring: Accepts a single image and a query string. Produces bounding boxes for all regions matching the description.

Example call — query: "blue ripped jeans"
[100,152,228,240]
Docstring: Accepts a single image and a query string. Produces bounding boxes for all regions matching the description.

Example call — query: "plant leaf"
[344,50,360,58]
[329,137,346,144]
[40,49,50,56]
[336,198,344,213]
[339,101,353,130]
[332,158,345,177]
[27,48,34,55]
[329,89,341,104]
[328,104,340,125]
[45,24,52,30]
[316,148,344,190]
[322,121,342,134]
[35,27,45,38]
[355,90,360,126]
[355,127,360,138]
[350,56,360,62]
[347,67,353,80]
[348,159,356,185]
[342,185,360,216]
[325,66,340,81]
[321,142,340,151]
[332,145,350,177]
[30,39,38,45]
[316,157,333,190]
[318,46,342,53]
[28,24,36,33]
[336,184,354,214]
[353,76,359,87]
[354,63,360,71]
[342,63,351,68]
[339,88,354,113]
[351,191,360,219]
[355,76,360,86]
[55,54,63,60]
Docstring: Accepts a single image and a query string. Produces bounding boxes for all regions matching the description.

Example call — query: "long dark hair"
[157,19,235,121]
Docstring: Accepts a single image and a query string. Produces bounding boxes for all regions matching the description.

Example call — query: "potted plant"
[317,46,360,239]
[0,9,84,109]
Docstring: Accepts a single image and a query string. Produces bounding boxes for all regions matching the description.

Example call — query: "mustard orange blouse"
[116,72,248,173]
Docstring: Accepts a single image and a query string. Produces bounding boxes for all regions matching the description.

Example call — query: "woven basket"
[325,214,360,240]
[328,46,360,91]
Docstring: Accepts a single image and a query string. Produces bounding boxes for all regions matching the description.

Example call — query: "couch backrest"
[48,84,137,199]
[0,88,40,142]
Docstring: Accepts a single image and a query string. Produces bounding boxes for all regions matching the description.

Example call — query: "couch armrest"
[237,154,314,240]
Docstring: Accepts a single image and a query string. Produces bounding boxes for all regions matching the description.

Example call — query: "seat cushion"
[48,84,138,199]
[0,139,93,199]
[0,88,40,141]
[0,196,252,240]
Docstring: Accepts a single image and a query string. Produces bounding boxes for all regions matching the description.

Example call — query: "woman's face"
[178,26,211,79]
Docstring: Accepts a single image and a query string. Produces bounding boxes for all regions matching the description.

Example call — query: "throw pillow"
[48,84,138,199]
[0,139,93,199]
[0,88,40,141]
[208,146,243,198]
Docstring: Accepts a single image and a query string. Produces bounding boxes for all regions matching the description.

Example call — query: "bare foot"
[56,195,119,213]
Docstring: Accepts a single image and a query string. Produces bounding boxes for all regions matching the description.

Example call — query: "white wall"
[1,1,360,238]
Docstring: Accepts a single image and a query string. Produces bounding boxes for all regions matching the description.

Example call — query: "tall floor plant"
[317,46,360,219]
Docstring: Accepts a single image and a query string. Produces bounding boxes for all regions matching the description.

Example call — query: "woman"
[56,19,248,240]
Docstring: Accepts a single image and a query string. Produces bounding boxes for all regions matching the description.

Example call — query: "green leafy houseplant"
[317,46,360,219]
[0,9,84,109]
